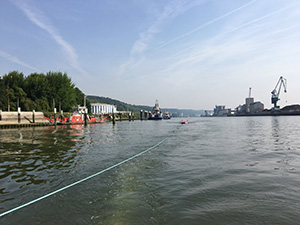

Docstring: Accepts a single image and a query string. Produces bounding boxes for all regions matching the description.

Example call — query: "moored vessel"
[44,105,107,125]
[163,111,171,119]
[148,100,163,120]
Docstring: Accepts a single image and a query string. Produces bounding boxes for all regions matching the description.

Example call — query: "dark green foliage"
[0,77,5,110]
[1,71,25,111]
[34,98,49,111]
[0,71,86,112]
[46,71,77,111]
[24,73,48,101]
[74,87,91,110]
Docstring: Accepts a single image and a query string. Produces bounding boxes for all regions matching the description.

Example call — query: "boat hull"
[44,116,107,125]
[180,119,188,124]
[148,116,163,120]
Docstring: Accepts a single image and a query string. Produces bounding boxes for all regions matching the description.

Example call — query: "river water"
[1,117,300,224]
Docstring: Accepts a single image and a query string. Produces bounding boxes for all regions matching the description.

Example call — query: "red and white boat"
[44,105,107,125]
[180,119,188,124]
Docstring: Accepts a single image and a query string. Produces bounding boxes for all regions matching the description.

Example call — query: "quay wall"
[0,111,48,128]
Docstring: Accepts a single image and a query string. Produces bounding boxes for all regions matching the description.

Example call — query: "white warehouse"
[91,103,117,114]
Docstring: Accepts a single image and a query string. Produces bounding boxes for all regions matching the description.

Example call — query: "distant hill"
[87,95,206,117]
[87,95,152,112]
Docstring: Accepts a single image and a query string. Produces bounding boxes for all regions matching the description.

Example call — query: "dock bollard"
[54,108,57,127]
[112,113,115,125]
[18,107,21,123]
[84,108,87,126]
[32,110,35,123]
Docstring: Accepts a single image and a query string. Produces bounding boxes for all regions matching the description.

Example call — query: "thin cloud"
[0,50,40,71]
[161,4,296,74]
[120,0,202,75]
[120,0,255,76]
[131,0,194,55]
[12,0,87,75]
[153,0,257,52]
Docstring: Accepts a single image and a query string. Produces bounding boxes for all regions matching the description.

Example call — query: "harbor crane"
[271,76,287,109]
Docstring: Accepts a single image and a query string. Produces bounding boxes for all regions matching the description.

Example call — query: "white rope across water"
[0,137,169,218]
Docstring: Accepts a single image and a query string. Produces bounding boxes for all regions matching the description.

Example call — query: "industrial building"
[213,88,264,116]
[213,105,232,116]
[236,88,264,115]
[91,103,117,114]
[211,77,293,116]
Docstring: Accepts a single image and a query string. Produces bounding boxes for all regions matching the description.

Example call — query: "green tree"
[46,71,77,112]
[34,98,48,111]
[1,70,87,112]
[2,71,27,111]
[74,87,91,109]
[0,75,6,110]
[24,73,49,101]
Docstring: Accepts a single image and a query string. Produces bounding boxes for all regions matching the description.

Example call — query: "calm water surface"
[1,117,300,224]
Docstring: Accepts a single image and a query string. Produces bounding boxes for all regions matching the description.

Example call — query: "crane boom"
[271,76,287,109]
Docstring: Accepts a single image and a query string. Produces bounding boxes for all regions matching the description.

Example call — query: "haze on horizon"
[1,0,300,110]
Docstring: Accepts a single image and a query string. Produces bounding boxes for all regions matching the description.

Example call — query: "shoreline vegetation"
[0,71,87,113]
[0,70,205,117]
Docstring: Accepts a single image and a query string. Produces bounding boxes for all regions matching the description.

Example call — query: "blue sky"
[1,0,300,110]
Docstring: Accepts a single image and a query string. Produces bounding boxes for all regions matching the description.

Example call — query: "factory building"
[236,88,264,114]
[250,102,264,113]
[245,97,254,113]
[91,103,117,114]
[213,105,232,116]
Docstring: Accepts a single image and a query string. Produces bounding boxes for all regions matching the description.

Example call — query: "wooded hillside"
[87,95,152,112]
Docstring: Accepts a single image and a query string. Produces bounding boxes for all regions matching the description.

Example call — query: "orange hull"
[44,116,107,125]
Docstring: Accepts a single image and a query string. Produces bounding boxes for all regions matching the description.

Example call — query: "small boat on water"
[180,119,188,124]
[163,111,171,119]
[148,99,163,120]
[44,105,107,125]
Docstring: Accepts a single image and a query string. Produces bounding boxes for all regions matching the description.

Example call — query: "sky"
[1,0,300,110]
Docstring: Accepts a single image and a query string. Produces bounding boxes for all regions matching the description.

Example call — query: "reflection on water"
[0,126,86,210]
[0,121,172,224]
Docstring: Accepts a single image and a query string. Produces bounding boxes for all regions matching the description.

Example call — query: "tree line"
[0,71,89,112]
